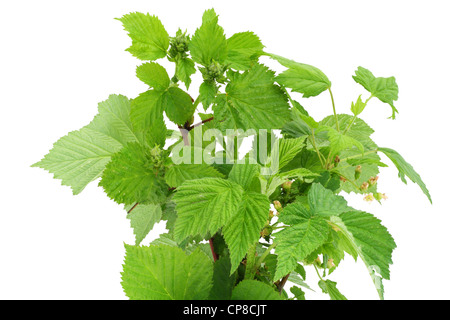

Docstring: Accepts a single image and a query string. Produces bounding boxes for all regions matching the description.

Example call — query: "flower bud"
[260,229,270,237]
[374,192,388,201]
[327,259,336,268]
[368,176,379,186]
[334,155,340,164]
[360,181,369,191]
[282,180,293,192]
[269,210,274,219]
[273,200,283,212]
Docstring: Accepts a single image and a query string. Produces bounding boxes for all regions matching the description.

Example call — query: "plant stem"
[328,88,340,132]
[190,116,214,130]
[127,202,139,214]
[277,273,290,293]
[339,149,378,162]
[313,264,324,281]
[310,131,326,167]
[192,95,201,109]
[343,95,373,134]
[209,238,218,262]
[254,242,278,273]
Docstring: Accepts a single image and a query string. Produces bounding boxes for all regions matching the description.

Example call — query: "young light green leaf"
[190,9,227,66]
[223,192,270,273]
[331,210,396,299]
[117,12,169,61]
[99,142,168,205]
[32,95,142,194]
[231,280,282,300]
[163,87,195,125]
[121,244,213,300]
[136,62,170,91]
[353,66,399,119]
[226,31,264,70]
[130,90,167,146]
[318,280,347,300]
[173,178,244,241]
[318,125,365,156]
[268,53,331,98]
[199,81,217,110]
[214,64,291,130]
[378,147,431,203]
[175,57,196,89]
[351,95,366,116]
[126,203,162,245]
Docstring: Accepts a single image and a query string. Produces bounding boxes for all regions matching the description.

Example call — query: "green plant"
[33,9,431,300]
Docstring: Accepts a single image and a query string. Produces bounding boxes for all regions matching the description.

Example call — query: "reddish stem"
[127,202,139,214]
[189,116,214,130]
[209,238,218,262]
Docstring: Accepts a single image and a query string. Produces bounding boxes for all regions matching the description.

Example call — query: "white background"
[0,0,449,300]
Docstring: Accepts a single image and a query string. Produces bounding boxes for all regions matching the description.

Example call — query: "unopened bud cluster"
[200,61,227,83]
[168,30,190,59]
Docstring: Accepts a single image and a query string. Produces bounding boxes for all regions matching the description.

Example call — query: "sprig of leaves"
[33,8,431,301]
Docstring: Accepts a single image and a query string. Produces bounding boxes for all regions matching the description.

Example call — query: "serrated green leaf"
[290,286,306,300]
[320,114,376,150]
[231,280,282,300]
[318,279,347,300]
[318,125,364,156]
[190,9,227,66]
[163,87,195,125]
[228,163,260,191]
[378,147,431,203]
[331,210,396,299]
[288,273,314,291]
[223,192,270,272]
[274,202,330,279]
[165,164,224,188]
[99,142,168,205]
[268,53,331,98]
[117,12,169,61]
[214,64,290,130]
[173,178,244,241]
[308,183,351,217]
[130,90,167,147]
[150,233,178,247]
[175,57,196,89]
[126,203,162,245]
[226,31,264,70]
[136,62,170,91]
[351,95,366,116]
[353,66,399,119]
[199,81,217,110]
[209,254,236,300]
[267,138,305,174]
[121,244,213,300]
[33,95,142,194]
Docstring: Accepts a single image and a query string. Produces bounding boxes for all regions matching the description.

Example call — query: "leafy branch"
[33,8,431,301]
